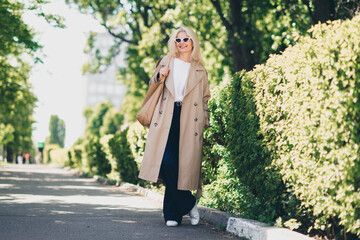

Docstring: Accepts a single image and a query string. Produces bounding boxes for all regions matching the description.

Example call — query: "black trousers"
[160,103,196,224]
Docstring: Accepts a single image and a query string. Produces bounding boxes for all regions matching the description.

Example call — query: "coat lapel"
[184,63,203,98]
[164,58,175,97]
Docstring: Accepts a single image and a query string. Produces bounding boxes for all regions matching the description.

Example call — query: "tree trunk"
[314,0,335,23]
[229,0,255,72]
[6,145,14,163]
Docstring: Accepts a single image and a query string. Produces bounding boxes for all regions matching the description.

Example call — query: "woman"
[138,26,211,227]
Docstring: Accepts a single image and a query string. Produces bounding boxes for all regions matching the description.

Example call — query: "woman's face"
[175,31,193,55]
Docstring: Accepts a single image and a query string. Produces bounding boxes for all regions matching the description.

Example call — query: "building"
[84,32,126,109]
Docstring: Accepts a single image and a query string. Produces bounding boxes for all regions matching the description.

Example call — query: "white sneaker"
[166,220,178,227]
[189,201,200,225]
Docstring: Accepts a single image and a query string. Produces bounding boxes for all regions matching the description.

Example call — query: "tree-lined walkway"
[0,164,236,240]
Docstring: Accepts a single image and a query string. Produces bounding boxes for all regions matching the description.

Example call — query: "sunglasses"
[175,37,191,43]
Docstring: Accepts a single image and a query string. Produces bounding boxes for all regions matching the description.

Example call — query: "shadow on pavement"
[0,164,238,240]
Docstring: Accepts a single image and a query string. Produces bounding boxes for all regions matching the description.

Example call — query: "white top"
[173,58,191,102]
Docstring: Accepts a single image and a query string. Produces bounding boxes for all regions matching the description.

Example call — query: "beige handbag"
[136,55,171,128]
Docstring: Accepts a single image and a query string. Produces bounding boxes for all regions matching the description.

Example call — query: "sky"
[23,1,106,148]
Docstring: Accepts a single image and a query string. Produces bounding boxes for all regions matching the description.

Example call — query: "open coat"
[138,55,211,194]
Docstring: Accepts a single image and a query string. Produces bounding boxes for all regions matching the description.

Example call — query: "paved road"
[0,164,238,240]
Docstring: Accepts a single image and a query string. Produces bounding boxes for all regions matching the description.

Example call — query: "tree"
[66,0,359,122]
[47,115,66,148]
[301,0,359,24]
[0,0,64,161]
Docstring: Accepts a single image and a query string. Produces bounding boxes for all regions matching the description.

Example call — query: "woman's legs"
[160,103,196,224]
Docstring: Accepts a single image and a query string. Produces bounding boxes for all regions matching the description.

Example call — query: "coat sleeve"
[203,70,211,128]
[149,55,165,87]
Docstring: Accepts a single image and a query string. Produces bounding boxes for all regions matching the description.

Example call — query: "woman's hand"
[159,67,170,81]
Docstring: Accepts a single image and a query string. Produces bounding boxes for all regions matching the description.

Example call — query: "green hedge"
[73,146,84,169]
[127,122,147,169]
[49,148,68,166]
[99,134,119,180]
[43,144,61,164]
[200,14,360,238]
[241,15,360,237]
[85,137,111,177]
[200,74,290,224]
[108,127,139,184]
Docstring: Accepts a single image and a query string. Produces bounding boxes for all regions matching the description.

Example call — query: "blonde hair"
[168,26,204,66]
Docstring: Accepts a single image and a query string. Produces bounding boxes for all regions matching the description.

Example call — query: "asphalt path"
[0,164,238,240]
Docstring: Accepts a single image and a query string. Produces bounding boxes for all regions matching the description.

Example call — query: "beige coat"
[138,55,211,194]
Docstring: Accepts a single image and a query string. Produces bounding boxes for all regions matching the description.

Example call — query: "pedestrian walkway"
[0,164,238,240]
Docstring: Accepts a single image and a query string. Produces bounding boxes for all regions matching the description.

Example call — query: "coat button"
[154,123,158,127]
[163,97,166,101]
[159,110,163,114]
[195,132,198,136]
[194,102,198,106]
[194,118,198,121]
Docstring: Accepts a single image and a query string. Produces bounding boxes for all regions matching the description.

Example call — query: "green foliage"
[0,0,40,56]
[67,150,74,167]
[43,144,61,164]
[84,100,114,138]
[127,122,148,168]
[200,76,288,223]
[228,71,287,222]
[48,115,66,148]
[85,137,111,177]
[68,101,124,177]
[0,0,64,161]
[73,147,83,168]
[99,109,124,136]
[83,100,123,139]
[108,127,138,184]
[200,158,254,216]
[66,145,85,169]
[99,134,119,180]
[66,0,316,121]
[201,82,230,185]
[239,15,360,238]
[49,148,68,166]
[0,124,14,145]
[62,2,360,238]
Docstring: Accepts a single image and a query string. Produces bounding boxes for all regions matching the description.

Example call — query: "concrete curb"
[65,167,313,240]
[226,217,313,240]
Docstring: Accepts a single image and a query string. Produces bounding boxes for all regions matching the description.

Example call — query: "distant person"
[25,153,30,164]
[138,26,211,227]
[17,154,23,164]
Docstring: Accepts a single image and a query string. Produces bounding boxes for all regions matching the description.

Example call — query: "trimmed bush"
[49,148,68,166]
[100,134,121,181]
[43,144,61,164]
[228,70,288,223]
[108,127,139,184]
[85,137,111,177]
[67,150,74,167]
[200,157,254,217]
[127,122,147,169]
[240,15,360,237]
[200,75,289,224]
[73,147,83,168]
[201,82,230,185]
